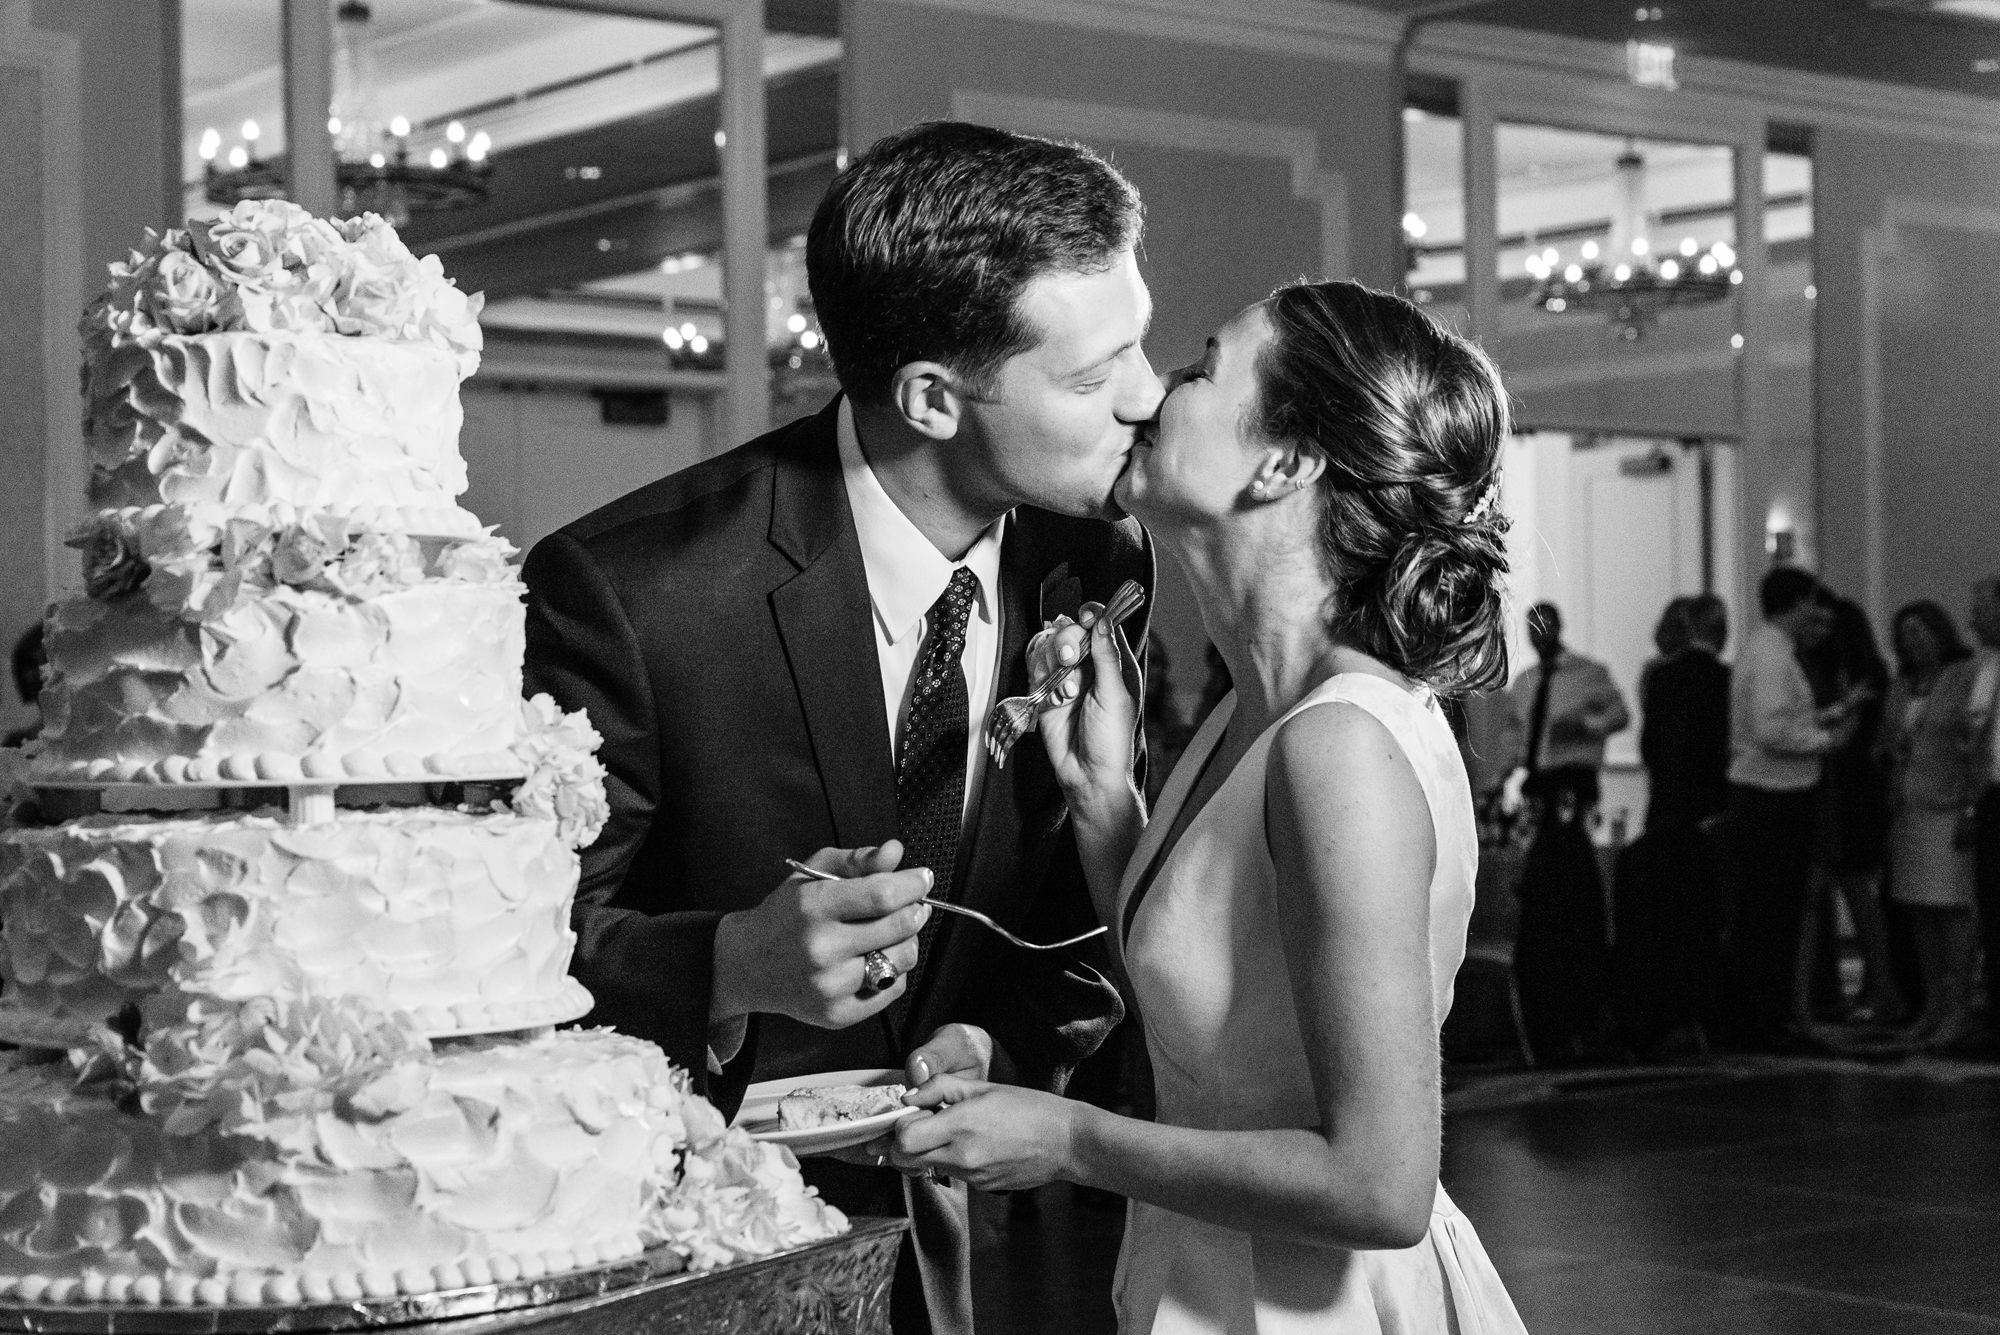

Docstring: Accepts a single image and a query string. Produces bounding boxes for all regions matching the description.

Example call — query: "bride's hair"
[1255,279,1511,695]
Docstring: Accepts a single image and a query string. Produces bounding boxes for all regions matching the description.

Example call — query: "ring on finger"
[861,948,899,992]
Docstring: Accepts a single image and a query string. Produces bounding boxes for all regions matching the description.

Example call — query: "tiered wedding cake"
[0,202,844,1309]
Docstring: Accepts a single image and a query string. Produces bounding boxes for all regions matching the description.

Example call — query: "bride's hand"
[890,1075,1079,1193]
[1027,604,1140,811]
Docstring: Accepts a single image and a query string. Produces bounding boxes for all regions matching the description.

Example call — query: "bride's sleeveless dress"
[1112,673,1529,1334]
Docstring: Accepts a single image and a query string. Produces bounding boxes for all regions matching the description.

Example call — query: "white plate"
[733,1067,921,1156]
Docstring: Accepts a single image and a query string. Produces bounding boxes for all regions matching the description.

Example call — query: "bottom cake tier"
[0,1028,847,1308]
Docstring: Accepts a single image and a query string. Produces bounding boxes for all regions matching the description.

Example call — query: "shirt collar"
[837,398,1004,645]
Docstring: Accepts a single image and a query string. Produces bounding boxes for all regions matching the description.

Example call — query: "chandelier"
[199,1,492,227]
[1523,144,1739,340]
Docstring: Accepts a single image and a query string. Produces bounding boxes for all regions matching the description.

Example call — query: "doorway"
[1499,430,1739,835]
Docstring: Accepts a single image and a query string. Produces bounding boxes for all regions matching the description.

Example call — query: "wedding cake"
[0,202,845,1309]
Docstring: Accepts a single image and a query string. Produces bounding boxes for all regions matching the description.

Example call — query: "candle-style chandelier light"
[1523,143,1740,340]
[199,1,492,226]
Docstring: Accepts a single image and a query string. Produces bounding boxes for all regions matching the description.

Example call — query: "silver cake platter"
[20,779,531,829]
[26,777,528,795]
[0,1217,905,1335]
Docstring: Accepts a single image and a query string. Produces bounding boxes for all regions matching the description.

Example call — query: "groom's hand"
[710,840,933,1030]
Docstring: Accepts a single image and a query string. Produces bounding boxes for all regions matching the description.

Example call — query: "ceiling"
[1350,0,2000,99]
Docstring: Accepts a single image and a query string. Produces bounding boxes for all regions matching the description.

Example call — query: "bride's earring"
[1249,479,1270,500]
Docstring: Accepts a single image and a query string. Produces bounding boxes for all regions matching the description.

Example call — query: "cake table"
[0,1218,905,1335]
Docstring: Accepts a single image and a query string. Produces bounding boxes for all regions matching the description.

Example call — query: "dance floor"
[971,1055,2000,1333]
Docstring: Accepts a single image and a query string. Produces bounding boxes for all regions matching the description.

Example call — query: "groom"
[521,121,1159,1335]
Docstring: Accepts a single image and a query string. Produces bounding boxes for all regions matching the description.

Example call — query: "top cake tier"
[85,332,481,536]
[78,201,485,535]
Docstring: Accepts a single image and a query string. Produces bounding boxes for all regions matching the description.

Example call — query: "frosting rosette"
[654,1097,850,1270]
[80,201,483,377]
[511,694,610,849]
[72,992,430,1140]
[67,506,519,621]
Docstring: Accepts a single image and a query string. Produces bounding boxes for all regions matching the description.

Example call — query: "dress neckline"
[1117,672,1432,950]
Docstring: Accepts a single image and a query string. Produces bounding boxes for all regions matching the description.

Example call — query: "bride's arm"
[1030,607,1147,926]
[898,701,1441,1251]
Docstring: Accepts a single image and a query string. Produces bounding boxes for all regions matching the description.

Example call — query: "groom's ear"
[888,362,965,441]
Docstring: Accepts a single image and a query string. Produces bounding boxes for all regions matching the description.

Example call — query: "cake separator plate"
[733,1068,924,1156]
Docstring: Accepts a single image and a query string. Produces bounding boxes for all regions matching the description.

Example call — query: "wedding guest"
[1507,601,1628,1061]
[1507,602,1630,813]
[1640,593,1730,833]
[1638,595,1695,708]
[1793,589,1899,1025]
[1967,577,2000,1056]
[1877,601,1979,1048]
[1619,592,1730,1053]
[522,123,1157,1335]
[1726,569,1856,1051]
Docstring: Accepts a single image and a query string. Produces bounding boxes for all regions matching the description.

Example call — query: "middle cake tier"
[34,578,527,785]
[0,806,593,1045]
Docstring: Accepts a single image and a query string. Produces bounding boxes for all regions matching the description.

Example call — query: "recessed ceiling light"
[1976,56,2000,70]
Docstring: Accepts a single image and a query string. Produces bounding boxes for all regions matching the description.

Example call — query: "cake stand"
[0,1218,906,1335]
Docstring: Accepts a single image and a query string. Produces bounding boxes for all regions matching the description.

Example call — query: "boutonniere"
[1039,563,1082,625]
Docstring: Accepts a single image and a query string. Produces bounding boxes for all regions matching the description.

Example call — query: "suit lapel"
[767,403,900,848]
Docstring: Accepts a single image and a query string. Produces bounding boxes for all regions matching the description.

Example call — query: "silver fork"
[984,579,1146,770]
[784,859,1107,950]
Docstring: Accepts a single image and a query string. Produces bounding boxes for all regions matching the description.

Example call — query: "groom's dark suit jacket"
[521,398,1147,1335]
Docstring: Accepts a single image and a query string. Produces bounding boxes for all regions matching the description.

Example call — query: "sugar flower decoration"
[82,200,484,377]
[510,695,610,850]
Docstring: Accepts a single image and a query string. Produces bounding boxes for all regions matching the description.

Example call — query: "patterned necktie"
[897,566,978,905]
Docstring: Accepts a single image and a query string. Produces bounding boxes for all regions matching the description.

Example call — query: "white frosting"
[0,807,590,1041]
[0,1030,846,1306]
[33,580,526,784]
[85,331,477,525]
[0,203,851,1312]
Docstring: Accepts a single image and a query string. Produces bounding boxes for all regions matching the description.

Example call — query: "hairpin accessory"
[1462,478,1501,525]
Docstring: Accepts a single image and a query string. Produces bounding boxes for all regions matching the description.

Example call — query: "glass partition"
[1492,123,1739,435]
[1403,103,1468,335]
[181,1,284,222]
[1761,142,1814,565]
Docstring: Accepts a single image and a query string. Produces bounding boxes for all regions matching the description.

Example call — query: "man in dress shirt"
[1505,602,1629,1061]
[1725,567,1857,1051]
[522,123,1158,1334]
[1507,602,1631,812]
[1965,577,2000,1055]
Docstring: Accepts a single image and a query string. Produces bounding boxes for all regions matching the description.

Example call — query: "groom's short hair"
[807,121,1143,406]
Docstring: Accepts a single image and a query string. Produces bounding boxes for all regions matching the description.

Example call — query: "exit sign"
[1627,40,1678,89]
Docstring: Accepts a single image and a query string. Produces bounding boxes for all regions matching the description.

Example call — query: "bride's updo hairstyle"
[1255,279,1511,694]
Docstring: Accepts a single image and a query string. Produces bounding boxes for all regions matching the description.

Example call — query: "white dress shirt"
[709,405,1009,1071]
[1970,646,2000,788]
[1503,650,1630,773]
[836,399,1005,828]
[1728,620,1834,792]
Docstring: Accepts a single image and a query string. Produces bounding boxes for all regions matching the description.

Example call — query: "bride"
[892,279,1530,1334]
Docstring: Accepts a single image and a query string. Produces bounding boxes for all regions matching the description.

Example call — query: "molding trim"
[878,0,1399,66]
[951,91,1351,279]
[0,0,83,605]
[1858,195,2000,630]
[1415,21,2000,151]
